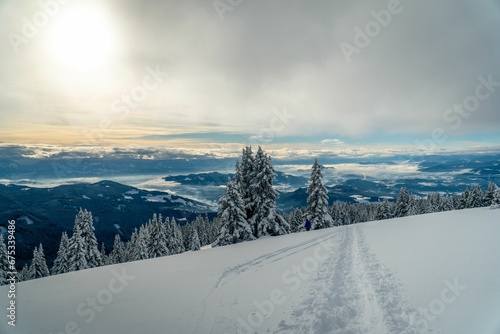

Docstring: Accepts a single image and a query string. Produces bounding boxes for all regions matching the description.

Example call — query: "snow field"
[1,208,499,334]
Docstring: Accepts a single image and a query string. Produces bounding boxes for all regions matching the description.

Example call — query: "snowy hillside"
[1,208,499,334]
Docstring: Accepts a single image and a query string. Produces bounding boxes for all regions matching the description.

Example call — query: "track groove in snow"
[214,231,341,290]
[280,225,428,334]
[194,231,342,333]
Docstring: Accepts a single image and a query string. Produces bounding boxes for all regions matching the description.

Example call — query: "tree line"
[1,146,499,285]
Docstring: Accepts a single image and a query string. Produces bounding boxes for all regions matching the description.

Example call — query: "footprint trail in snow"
[279,225,428,334]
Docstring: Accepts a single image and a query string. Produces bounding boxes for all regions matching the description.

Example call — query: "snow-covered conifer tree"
[485,182,498,207]
[375,198,393,220]
[124,228,139,262]
[251,147,289,236]
[29,244,50,279]
[306,158,333,229]
[468,185,484,208]
[394,188,415,217]
[213,179,255,246]
[51,231,70,275]
[491,187,500,209]
[441,195,454,211]
[168,218,184,254]
[190,228,201,251]
[288,208,305,233]
[239,146,256,222]
[100,243,109,266]
[82,209,102,267]
[133,225,150,261]
[148,214,169,258]
[17,264,30,282]
[330,204,342,226]
[417,198,433,214]
[67,224,89,272]
[191,216,207,246]
[71,209,102,268]
[459,188,470,209]
[110,234,125,264]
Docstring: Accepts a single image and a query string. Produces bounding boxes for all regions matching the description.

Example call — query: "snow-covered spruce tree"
[51,231,70,275]
[459,187,470,209]
[110,234,126,264]
[67,224,89,272]
[29,244,50,279]
[0,235,9,286]
[239,146,257,222]
[491,188,500,209]
[124,228,139,262]
[467,185,484,208]
[330,204,342,226]
[485,182,498,207]
[288,208,305,233]
[195,215,211,246]
[394,187,415,217]
[213,179,255,246]
[435,194,444,212]
[251,147,289,237]
[209,216,224,244]
[440,195,454,211]
[72,209,102,268]
[148,214,169,258]
[375,198,393,220]
[169,217,184,255]
[17,264,30,282]
[132,225,150,261]
[180,218,192,251]
[417,198,433,215]
[306,158,333,230]
[100,243,109,266]
[190,228,201,251]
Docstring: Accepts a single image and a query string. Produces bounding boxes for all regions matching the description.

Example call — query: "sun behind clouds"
[44,4,120,72]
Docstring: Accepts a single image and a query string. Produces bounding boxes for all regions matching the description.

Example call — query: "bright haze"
[1,0,500,155]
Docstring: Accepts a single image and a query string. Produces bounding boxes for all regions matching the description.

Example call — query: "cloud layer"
[1,0,499,148]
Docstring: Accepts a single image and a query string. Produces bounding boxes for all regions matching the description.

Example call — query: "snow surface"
[125,190,139,195]
[142,194,167,203]
[19,216,34,225]
[1,208,499,334]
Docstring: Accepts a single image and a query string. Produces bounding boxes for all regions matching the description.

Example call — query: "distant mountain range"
[1,152,499,268]
[164,171,308,188]
[0,180,214,268]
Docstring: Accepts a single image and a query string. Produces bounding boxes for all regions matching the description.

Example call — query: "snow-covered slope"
[1,208,499,334]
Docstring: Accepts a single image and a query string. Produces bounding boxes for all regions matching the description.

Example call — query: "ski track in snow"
[214,231,341,290]
[194,231,342,334]
[279,224,429,334]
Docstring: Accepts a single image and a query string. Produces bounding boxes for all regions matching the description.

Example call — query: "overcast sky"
[1,0,499,153]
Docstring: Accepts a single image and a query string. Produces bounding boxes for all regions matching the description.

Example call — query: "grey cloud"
[0,0,499,145]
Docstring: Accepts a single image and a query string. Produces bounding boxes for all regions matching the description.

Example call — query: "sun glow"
[45,5,120,71]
